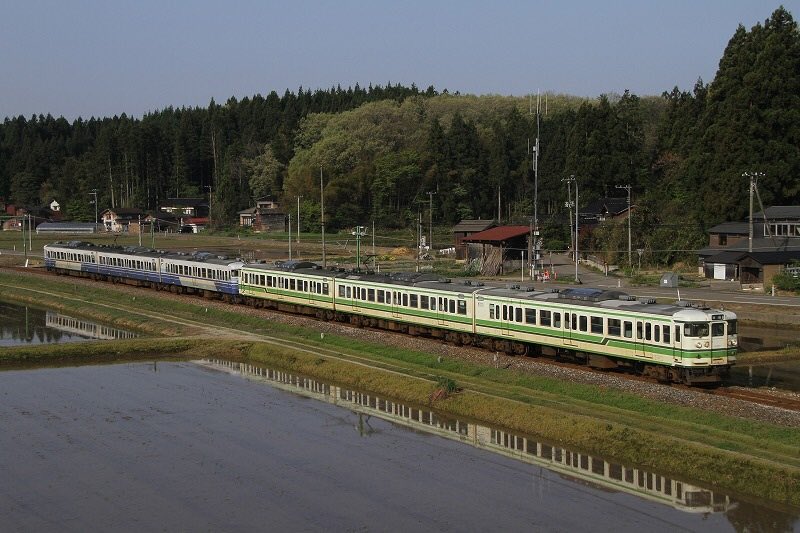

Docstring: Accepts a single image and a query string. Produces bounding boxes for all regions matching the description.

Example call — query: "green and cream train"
[240,261,737,385]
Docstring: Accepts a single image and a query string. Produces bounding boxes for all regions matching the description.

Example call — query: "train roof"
[45,241,243,267]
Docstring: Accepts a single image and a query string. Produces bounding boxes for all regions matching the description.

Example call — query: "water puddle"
[198,358,799,528]
[0,301,138,346]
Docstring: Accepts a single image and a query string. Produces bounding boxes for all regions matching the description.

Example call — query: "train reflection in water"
[199,358,734,515]
[45,311,138,340]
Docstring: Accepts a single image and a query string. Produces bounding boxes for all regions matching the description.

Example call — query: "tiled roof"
[452,219,496,233]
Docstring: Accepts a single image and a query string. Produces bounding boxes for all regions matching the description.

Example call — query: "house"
[238,199,288,232]
[159,198,209,218]
[581,197,634,224]
[452,219,496,260]
[698,205,800,283]
[100,208,147,233]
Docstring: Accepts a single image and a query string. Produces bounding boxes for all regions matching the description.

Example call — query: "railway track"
[8,266,800,414]
[711,387,800,411]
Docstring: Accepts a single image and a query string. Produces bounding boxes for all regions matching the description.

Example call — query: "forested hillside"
[1,7,798,263]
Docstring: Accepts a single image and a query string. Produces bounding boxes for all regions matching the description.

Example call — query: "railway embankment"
[1,267,799,508]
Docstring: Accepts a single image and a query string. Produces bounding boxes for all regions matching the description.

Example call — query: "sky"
[1,1,797,120]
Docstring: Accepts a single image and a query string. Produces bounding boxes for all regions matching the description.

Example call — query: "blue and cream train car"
[43,241,243,297]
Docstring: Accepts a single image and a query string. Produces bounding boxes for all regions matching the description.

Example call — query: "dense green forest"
[1,7,798,264]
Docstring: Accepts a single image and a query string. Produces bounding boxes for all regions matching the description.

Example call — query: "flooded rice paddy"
[0,360,796,531]
[0,301,137,347]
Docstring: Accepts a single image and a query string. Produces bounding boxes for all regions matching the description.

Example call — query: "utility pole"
[416,210,421,272]
[562,175,580,283]
[320,168,326,268]
[89,189,98,228]
[743,171,764,253]
[296,195,303,245]
[288,214,292,260]
[563,179,574,260]
[352,225,366,271]
[205,185,212,223]
[427,191,436,254]
[616,184,632,265]
[138,215,142,246]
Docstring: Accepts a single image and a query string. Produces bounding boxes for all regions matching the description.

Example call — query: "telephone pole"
[320,168,326,268]
[743,171,764,253]
[296,195,303,246]
[427,191,436,253]
[562,175,580,283]
[615,184,632,265]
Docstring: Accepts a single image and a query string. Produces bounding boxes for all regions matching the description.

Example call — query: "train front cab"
[674,310,737,383]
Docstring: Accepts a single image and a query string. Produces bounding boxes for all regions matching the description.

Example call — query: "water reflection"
[198,358,798,526]
[0,301,137,346]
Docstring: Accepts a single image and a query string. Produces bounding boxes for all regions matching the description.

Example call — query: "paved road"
[533,253,800,308]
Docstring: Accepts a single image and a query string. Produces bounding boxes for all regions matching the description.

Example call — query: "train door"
[499,304,512,335]
[392,291,400,318]
[710,320,727,361]
[635,320,652,358]
[437,297,447,326]
[563,312,577,346]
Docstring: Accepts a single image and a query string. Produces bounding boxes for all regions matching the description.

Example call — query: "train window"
[449,300,455,314]
[420,295,428,309]
[623,321,633,338]
[683,323,709,337]
[339,286,345,297]
[579,316,587,332]
[675,325,681,342]
[727,320,737,335]
[377,290,385,303]
[323,283,329,295]
[540,310,551,327]
[711,323,724,337]
[515,307,522,322]
[410,294,418,307]
[591,316,603,334]
[654,325,660,342]
[267,276,273,287]
[525,308,536,324]
[636,321,643,339]
[346,286,351,298]
[458,300,467,315]
[290,279,296,291]
[403,294,409,307]
[438,297,444,312]
[490,306,495,319]
[502,305,508,321]
[553,313,561,328]
[368,289,375,301]
[663,326,670,344]
[645,323,651,341]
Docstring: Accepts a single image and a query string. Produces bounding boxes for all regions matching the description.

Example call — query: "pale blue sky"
[1,1,796,120]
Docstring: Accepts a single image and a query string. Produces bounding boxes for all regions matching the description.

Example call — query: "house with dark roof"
[100,208,147,233]
[452,219,496,260]
[698,205,800,285]
[159,198,209,218]
[238,199,287,232]
[581,197,633,224]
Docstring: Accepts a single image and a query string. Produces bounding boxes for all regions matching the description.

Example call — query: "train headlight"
[729,339,737,347]
[704,341,710,348]
[695,342,702,348]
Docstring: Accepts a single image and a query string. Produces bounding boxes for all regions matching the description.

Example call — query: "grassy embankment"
[0,269,799,507]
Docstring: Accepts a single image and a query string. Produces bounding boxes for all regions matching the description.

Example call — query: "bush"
[773,271,800,293]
